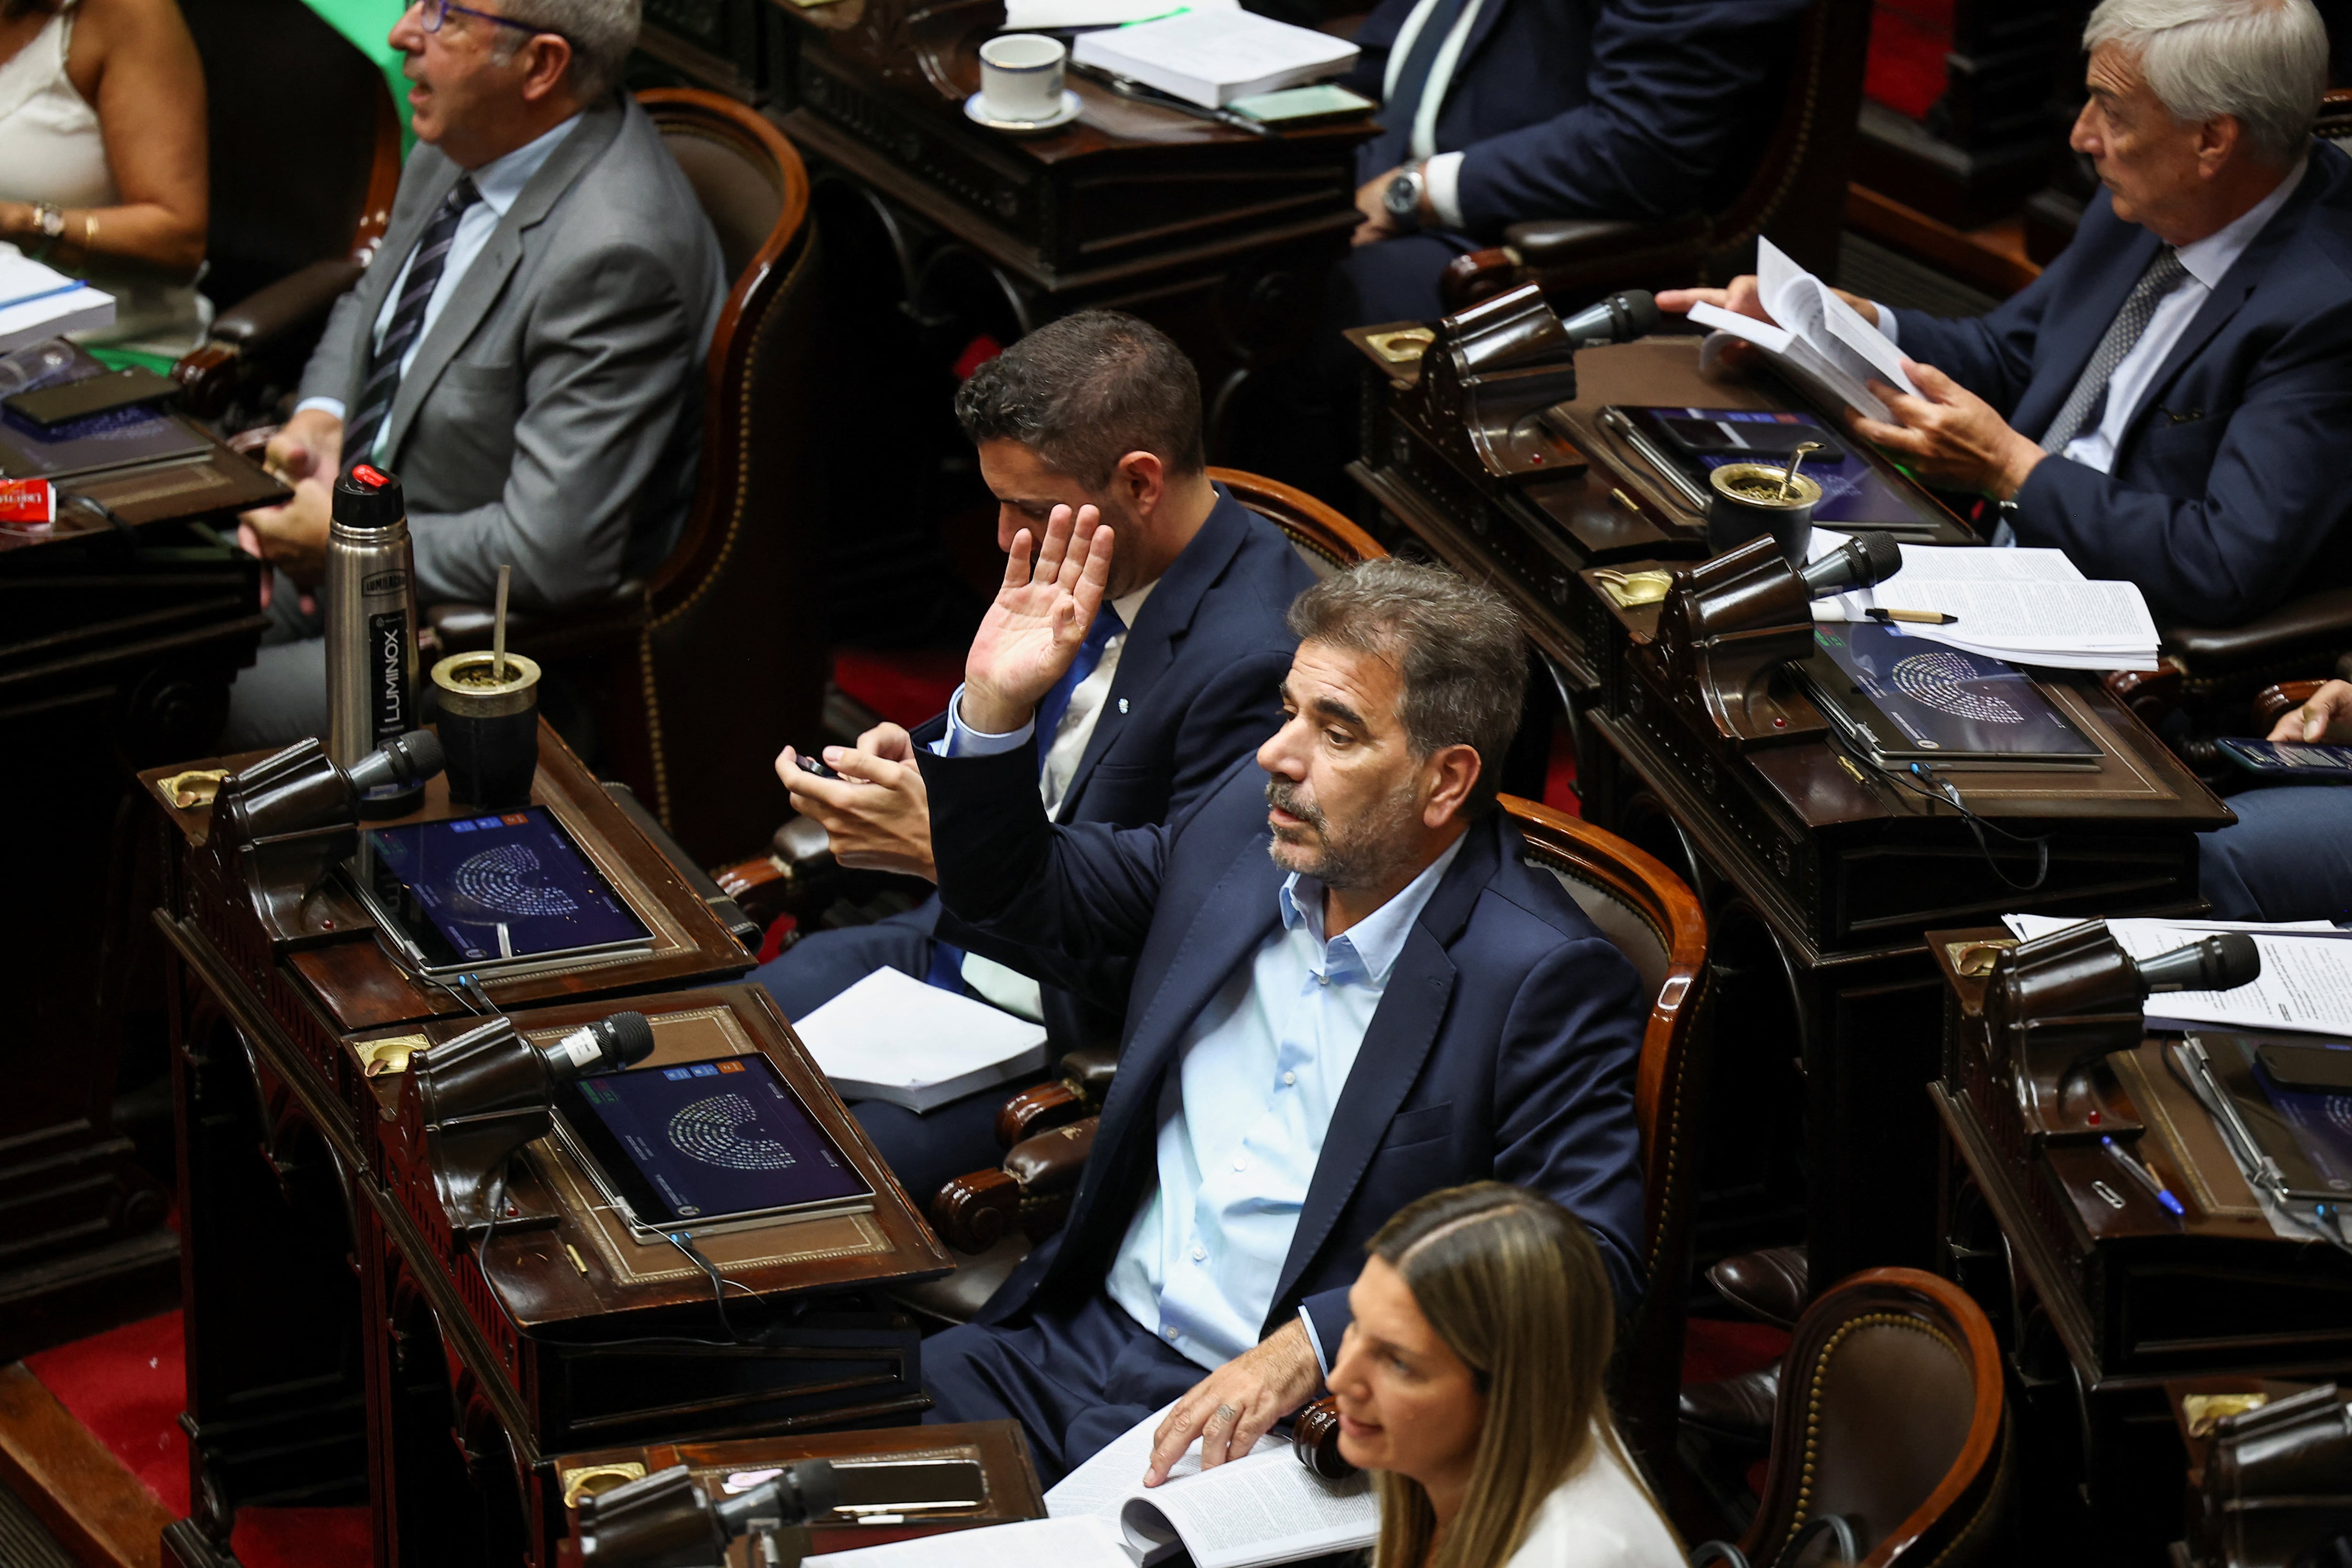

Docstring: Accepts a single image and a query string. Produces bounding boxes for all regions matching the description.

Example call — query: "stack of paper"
[2002,914,2352,1034]
[1002,0,1234,30]
[1685,239,1915,422]
[1807,530,2161,672]
[805,1402,1374,1568]
[789,966,1048,1113]
[0,244,113,352]
[1072,8,1358,108]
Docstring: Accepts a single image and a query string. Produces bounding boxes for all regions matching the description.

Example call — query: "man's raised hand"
[959,503,1114,736]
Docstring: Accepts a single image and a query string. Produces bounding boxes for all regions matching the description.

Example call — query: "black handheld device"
[4,365,180,426]
[795,753,840,781]
[2217,737,2352,782]
[2257,1041,2352,1094]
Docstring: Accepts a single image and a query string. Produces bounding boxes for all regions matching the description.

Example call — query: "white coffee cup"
[979,32,1067,123]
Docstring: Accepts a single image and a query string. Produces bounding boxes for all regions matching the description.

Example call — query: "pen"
[2102,1134,2186,1216]
[1865,607,1958,626]
[1070,63,1279,138]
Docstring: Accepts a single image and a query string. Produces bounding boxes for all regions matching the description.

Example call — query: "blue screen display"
[365,806,647,964]
[568,1055,870,1224]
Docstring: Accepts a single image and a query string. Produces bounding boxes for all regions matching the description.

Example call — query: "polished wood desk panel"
[1347,331,2232,1284]
[551,1419,1046,1564]
[146,721,954,1568]
[1928,929,2352,1560]
[0,427,284,1362]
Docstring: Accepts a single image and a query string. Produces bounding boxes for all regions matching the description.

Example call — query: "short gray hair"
[2084,0,2328,165]
[1287,560,1527,816]
[491,0,638,101]
[954,310,1205,489]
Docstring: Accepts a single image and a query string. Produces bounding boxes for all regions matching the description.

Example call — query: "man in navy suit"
[913,520,1646,1485]
[750,311,1318,1202]
[1664,0,2351,627]
[1336,0,1809,327]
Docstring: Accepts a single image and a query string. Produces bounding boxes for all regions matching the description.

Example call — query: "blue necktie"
[344,175,481,470]
[1365,0,1471,175]
[926,606,1127,994]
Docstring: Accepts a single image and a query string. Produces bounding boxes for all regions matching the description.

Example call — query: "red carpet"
[1865,0,1953,122]
[24,1312,369,1568]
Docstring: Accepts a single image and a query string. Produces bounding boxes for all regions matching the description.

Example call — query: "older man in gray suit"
[226,0,724,746]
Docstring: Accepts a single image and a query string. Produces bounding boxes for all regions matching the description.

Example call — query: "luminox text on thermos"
[325,464,424,817]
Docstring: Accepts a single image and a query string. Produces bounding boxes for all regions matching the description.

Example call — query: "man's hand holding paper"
[1850,361,2050,499]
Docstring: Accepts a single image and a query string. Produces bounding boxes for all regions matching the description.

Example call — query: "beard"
[1265,775,1425,891]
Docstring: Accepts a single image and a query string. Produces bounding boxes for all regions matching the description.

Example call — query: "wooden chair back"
[1500,795,1711,1482]
[1740,1268,2011,1568]
[1208,467,1386,575]
[1701,0,1873,283]
[607,90,826,863]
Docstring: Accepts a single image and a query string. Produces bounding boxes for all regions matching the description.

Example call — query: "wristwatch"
[27,203,65,261]
[1382,165,1428,232]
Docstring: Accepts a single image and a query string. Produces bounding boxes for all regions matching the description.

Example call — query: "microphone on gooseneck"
[343,729,445,795]
[1798,530,1905,598]
[539,1012,657,1079]
[2132,933,2262,996]
[1558,290,1661,349]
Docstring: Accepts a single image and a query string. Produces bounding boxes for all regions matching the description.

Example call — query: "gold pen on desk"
[1865,607,1958,626]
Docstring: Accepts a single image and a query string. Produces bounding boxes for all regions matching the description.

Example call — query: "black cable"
[662,1228,762,1345]
[1877,759,2052,892]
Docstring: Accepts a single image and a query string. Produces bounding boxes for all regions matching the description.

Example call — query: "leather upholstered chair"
[713,469,1383,933]
[1434,0,1871,316]
[423,89,829,865]
[923,794,1716,1505]
[2109,623,2352,782]
[1692,1268,2013,1568]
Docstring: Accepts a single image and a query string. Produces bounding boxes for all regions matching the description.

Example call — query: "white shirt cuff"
[1297,1305,1331,1378]
[1873,306,1899,347]
[294,396,347,423]
[941,683,1035,757]
[1423,152,1466,234]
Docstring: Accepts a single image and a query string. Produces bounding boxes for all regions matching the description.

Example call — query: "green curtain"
[300,0,418,150]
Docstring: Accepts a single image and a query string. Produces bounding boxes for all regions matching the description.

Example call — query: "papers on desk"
[806,1403,1375,1568]
[2001,914,2352,1035]
[1002,0,1232,29]
[1805,530,2161,671]
[1072,8,1359,107]
[1685,238,1915,422]
[0,245,113,352]
[789,966,1047,1114]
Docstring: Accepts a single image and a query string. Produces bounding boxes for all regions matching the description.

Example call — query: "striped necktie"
[2038,245,2189,456]
[343,175,483,470]
[1364,0,1472,174]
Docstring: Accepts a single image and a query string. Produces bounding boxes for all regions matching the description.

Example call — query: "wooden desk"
[551,1419,1045,1564]
[1927,930,2352,1560]
[0,424,284,1361]
[147,721,955,1568]
[1348,330,2233,1283]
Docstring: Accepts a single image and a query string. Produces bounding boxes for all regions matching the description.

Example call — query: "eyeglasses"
[415,0,573,45]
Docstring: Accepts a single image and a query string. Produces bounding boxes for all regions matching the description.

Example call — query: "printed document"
[1072,8,1359,107]
[2002,914,2352,1035]
[1685,238,1916,422]
[790,966,1048,1113]
[805,1404,1375,1568]
[1807,530,2160,672]
[0,244,113,352]
[1002,0,1235,29]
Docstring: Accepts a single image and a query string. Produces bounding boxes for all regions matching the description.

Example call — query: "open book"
[789,966,1049,1114]
[1805,529,2161,672]
[1685,238,1916,422]
[804,1404,1376,1568]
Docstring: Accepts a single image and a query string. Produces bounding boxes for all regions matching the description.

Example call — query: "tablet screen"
[362,807,648,968]
[556,1053,872,1228]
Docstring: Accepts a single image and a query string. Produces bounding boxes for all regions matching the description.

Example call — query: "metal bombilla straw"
[492,563,510,683]
[1779,441,1822,502]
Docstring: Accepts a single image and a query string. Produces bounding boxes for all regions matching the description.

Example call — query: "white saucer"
[964,88,1083,135]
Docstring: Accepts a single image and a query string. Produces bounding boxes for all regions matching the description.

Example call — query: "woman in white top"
[1328,1182,1684,1568]
[0,0,207,356]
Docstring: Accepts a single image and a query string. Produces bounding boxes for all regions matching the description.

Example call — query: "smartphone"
[795,754,840,781]
[2257,1041,2352,1094]
[4,366,180,426]
[2217,737,2352,782]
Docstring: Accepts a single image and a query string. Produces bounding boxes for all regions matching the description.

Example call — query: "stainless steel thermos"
[325,463,424,817]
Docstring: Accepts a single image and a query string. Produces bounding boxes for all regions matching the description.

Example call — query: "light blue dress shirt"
[295,113,585,459]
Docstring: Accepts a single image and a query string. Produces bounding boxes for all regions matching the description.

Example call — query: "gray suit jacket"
[298,95,725,610]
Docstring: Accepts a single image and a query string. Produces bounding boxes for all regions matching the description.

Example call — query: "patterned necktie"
[2038,245,2190,455]
[1364,0,1472,175]
[343,175,483,470]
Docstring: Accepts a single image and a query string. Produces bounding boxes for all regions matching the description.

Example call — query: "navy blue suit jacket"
[1340,0,1806,239]
[926,489,1320,1044]
[928,746,1649,1352]
[1892,142,2352,626]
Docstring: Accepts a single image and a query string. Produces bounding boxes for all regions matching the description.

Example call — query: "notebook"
[1072,9,1359,108]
